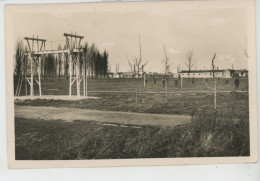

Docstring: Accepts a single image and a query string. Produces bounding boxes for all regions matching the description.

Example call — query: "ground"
[14,77,250,159]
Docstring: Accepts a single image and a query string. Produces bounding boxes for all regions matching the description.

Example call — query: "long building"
[179,69,248,78]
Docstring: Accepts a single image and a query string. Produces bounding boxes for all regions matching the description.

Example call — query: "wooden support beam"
[32,49,83,55]
[34,78,39,85]
[65,36,70,50]
[64,33,84,39]
[76,51,80,97]
[71,77,76,85]
[38,56,42,96]
[29,55,34,97]
[24,37,47,42]
[69,53,72,98]
[40,41,44,51]
[26,39,31,52]
[32,35,34,52]
[37,36,39,51]
[78,39,82,49]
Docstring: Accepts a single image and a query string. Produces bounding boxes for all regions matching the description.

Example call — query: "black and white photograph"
[5,0,257,168]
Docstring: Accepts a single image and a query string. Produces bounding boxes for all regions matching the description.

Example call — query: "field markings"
[15,105,191,128]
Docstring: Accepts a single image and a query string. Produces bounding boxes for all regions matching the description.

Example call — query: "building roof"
[180,69,227,73]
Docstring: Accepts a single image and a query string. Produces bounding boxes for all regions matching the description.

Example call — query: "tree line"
[14,39,109,79]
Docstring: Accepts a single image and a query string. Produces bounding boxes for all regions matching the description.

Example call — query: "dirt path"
[15,105,191,128]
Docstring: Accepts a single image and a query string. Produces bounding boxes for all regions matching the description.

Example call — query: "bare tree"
[185,50,196,75]
[162,44,172,76]
[211,53,216,81]
[128,35,148,78]
[162,44,172,101]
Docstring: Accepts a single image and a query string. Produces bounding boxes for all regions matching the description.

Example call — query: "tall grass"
[15,106,249,160]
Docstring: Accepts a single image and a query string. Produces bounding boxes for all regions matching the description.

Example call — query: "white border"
[0,0,259,181]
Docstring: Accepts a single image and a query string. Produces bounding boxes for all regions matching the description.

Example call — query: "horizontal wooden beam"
[34,49,69,55]
[64,33,84,39]
[24,37,47,42]
[31,49,83,55]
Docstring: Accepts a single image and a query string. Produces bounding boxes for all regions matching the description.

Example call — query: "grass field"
[14,77,248,96]
[14,77,250,159]
[16,91,249,117]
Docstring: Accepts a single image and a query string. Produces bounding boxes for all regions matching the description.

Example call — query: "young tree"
[162,44,172,77]
[162,44,172,101]
[184,50,196,82]
[128,35,148,78]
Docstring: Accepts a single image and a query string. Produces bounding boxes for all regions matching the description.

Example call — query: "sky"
[10,1,249,73]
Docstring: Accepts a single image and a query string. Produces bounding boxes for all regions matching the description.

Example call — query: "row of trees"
[14,39,109,79]
[127,36,197,79]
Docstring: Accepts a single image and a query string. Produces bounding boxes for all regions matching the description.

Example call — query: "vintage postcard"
[5,0,257,168]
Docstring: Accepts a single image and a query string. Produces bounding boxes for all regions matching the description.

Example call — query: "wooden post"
[25,77,27,96]
[143,73,146,87]
[85,55,88,98]
[76,53,80,97]
[214,83,217,110]
[181,76,183,88]
[83,54,86,97]
[135,88,138,109]
[38,57,42,96]
[69,53,72,98]
[166,77,168,101]
[30,55,34,97]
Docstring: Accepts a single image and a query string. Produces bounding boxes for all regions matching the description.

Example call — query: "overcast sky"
[10,1,249,73]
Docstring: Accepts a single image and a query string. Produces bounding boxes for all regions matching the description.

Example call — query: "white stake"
[30,55,34,97]
[69,53,72,98]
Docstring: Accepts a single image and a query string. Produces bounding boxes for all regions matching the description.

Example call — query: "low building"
[179,69,232,78]
[122,72,136,78]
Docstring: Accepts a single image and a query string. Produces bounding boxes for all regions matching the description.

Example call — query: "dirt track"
[15,105,191,128]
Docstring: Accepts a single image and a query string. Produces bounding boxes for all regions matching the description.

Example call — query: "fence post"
[135,88,138,109]
[181,76,183,88]
[214,83,217,110]
[143,73,146,87]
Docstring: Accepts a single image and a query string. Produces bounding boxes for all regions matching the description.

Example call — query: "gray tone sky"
[11,2,248,73]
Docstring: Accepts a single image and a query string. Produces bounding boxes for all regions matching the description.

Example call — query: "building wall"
[180,70,232,78]
[180,72,212,78]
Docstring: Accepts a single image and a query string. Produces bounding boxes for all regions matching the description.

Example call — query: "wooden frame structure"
[20,33,87,98]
